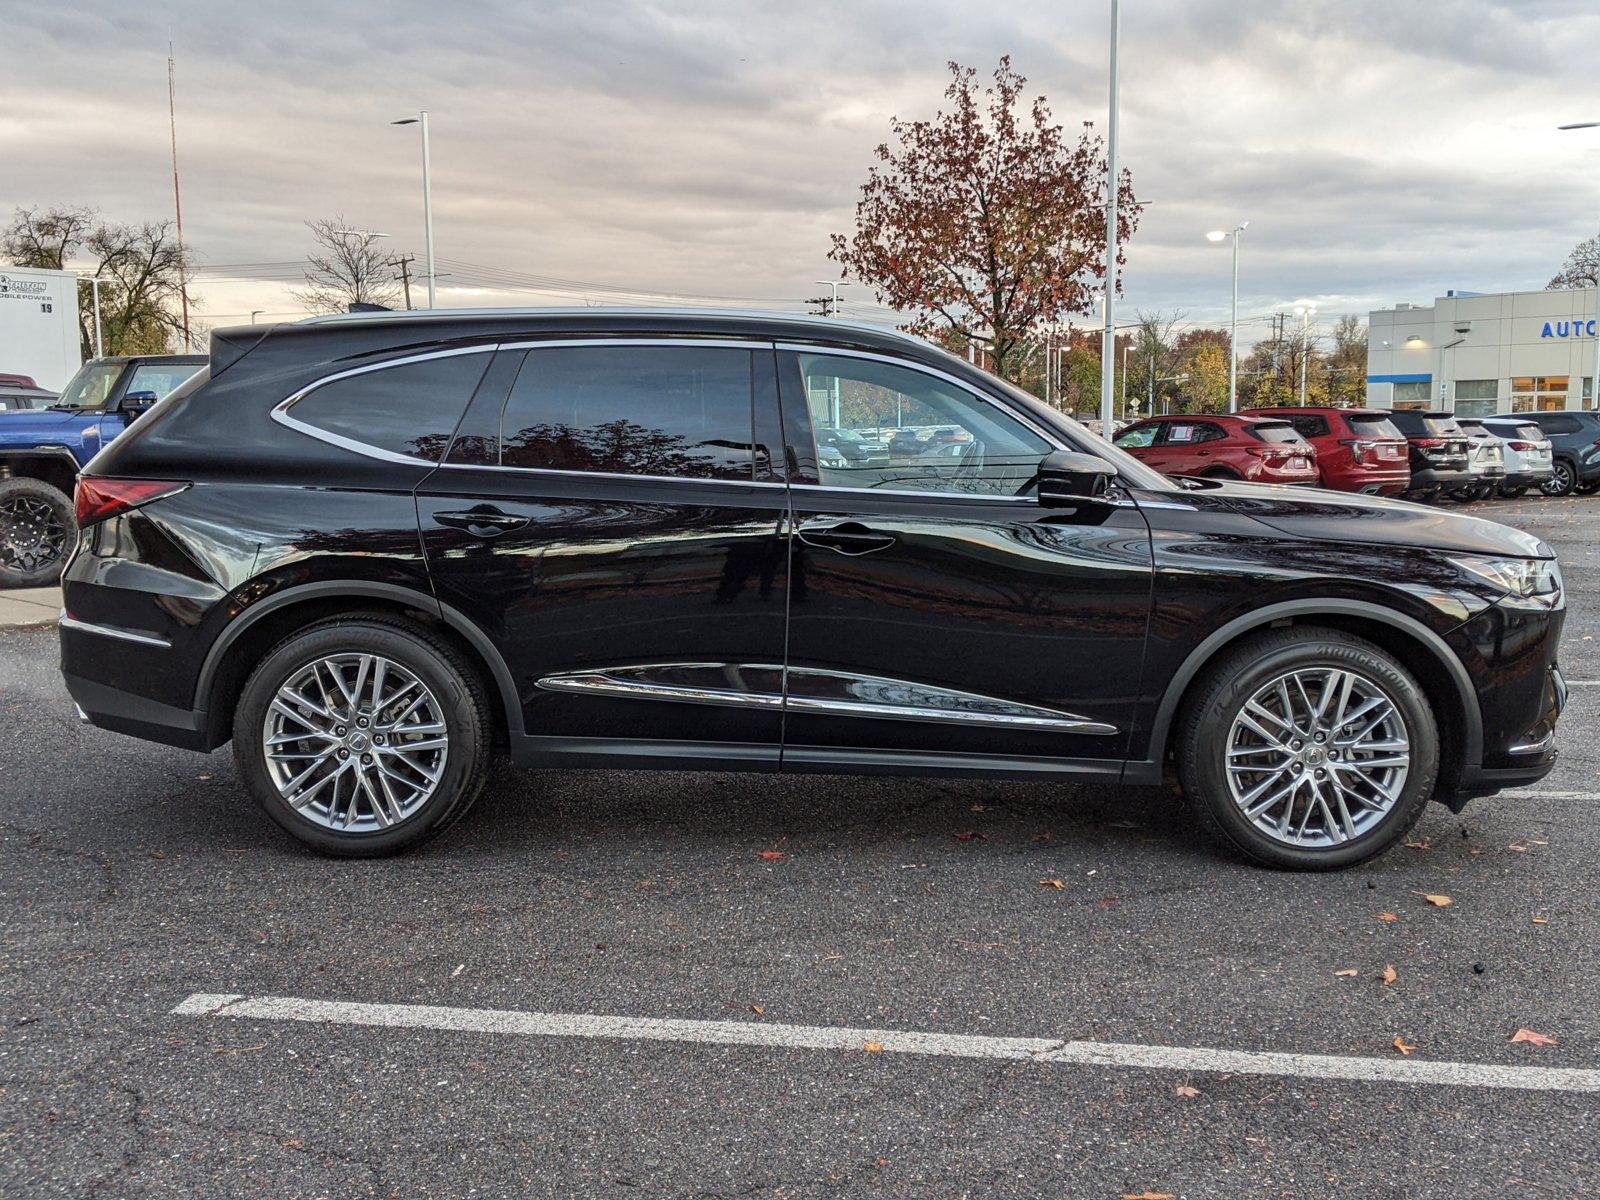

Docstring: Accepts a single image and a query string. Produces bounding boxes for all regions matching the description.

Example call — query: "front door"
[776,348,1153,772]
[417,340,792,767]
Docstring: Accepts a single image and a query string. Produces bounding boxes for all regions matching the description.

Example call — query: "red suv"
[1246,407,1411,496]
[1112,414,1319,485]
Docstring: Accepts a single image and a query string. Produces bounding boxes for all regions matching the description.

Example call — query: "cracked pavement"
[1,494,1598,1197]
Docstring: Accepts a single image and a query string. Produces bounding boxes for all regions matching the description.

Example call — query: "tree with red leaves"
[830,57,1140,383]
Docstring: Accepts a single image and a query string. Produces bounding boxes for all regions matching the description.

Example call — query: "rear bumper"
[1407,466,1471,489]
[63,669,213,752]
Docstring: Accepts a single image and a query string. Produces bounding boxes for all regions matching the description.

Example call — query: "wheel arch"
[1138,598,1481,788]
[194,580,521,748]
[0,448,79,496]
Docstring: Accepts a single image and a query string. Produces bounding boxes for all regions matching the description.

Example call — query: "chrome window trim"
[498,337,772,352]
[59,612,172,649]
[270,344,499,467]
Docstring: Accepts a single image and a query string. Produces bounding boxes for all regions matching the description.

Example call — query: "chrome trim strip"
[536,663,1118,735]
[1507,730,1557,756]
[58,612,172,649]
[500,337,773,352]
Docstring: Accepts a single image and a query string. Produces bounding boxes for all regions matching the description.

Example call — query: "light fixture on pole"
[250,310,264,325]
[1099,0,1122,439]
[391,113,436,307]
[1558,121,1600,411]
[814,280,843,316]
[1206,222,1248,411]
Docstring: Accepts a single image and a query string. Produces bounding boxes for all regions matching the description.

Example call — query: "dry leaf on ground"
[758,850,785,862]
[1379,964,1398,986]
[1122,1193,1176,1200]
[1334,968,1359,977]
[1416,892,1453,907]
[1377,912,1399,922]
[1393,1036,1416,1057]
[1040,879,1065,889]
[863,1042,883,1054]
[1510,1028,1557,1047]
[1174,1085,1200,1098]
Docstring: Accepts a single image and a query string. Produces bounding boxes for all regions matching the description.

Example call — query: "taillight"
[1413,437,1445,448]
[1509,441,1536,451]
[74,477,189,528]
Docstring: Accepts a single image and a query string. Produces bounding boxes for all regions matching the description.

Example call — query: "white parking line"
[172,993,1600,1093]
[1505,790,1600,801]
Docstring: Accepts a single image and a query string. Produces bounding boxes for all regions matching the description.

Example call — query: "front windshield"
[51,361,123,411]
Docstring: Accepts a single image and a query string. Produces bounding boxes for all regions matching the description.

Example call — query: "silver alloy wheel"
[1225,666,1410,849]
[262,652,448,833]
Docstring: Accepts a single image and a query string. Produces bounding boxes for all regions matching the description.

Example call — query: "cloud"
[2,0,1598,337]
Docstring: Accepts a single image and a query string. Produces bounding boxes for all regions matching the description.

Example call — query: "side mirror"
[121,390,158,419]
[1036,449,1116,505]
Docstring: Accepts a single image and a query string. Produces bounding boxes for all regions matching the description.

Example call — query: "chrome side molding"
[58,612,173,649]
[536,662,1118,735]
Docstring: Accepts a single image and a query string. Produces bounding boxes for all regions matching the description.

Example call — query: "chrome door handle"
[796,520,897,556]
[433,506,530,537]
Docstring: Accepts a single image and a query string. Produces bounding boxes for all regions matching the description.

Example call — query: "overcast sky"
[4,0,1600,342]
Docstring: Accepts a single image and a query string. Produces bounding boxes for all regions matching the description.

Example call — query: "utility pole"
[81,276,103,357]
[1296,306,1315,405]
[391,254,416,310]
[814,280,843,317]
[1099,0,1121,438]
[167,39,191,350]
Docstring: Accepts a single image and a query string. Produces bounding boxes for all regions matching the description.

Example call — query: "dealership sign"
[1541,319,1598,338]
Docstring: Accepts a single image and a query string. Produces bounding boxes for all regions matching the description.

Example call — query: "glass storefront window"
[1510,376,1569,413]
[1453,379,1498,418]
[1391,381,1431,410]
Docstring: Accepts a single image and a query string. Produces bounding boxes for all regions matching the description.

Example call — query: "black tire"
[1541,460,1576,497]
[0,477,75,588]
[1576,480,1600,497]
[1175,626,1439,870]
[233,616,491,856]
[1497,484,1527,499]
[1201,467,1241,480]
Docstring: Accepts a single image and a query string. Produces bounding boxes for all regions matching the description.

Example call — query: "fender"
[193,579,524,737]
[0,446,80,470]
[1124,597,1483,784]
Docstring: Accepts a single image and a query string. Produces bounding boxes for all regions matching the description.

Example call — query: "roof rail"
[295,305,924,345]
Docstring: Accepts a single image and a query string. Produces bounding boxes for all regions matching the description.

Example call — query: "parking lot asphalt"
[3,494,1598,1198]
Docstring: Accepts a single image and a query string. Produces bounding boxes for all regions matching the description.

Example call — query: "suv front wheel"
[233,617,491,856]
[0,477,75,588]
[1176,627,1438,870]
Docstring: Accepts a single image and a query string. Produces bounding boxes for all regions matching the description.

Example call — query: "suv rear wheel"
[0,477,75,588]
[1541,460,1576,496]
[233,617,491,856]
[1176,627,1438,870]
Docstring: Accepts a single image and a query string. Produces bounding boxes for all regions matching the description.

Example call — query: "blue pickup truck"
[0,354,206,587]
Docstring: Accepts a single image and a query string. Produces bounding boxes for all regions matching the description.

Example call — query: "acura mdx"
[59,310,1566,869]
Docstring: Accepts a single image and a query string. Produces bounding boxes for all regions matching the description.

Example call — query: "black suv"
[59,310,1566,869]
[1520,409,1600,497]
[1382,409,1471,500]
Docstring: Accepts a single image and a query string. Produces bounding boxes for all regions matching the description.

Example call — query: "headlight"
[1447,554,1562,600]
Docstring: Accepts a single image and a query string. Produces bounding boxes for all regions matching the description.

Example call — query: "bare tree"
[1129,309,1186,414]
[1549,235,1600,290]
[3,205,192,356]
[293,217,401,314]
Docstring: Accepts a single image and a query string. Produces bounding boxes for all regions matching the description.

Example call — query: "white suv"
[1477,417,1555,498]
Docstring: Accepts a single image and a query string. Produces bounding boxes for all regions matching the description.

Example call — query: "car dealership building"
[1367,286,1600,416]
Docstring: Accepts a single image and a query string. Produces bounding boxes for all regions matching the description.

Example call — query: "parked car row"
[1111,406,1600,503]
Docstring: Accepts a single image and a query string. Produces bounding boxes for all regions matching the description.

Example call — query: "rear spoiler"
[208,325,273,378]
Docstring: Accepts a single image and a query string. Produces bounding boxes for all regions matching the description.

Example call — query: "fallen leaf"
[758,850,785,862]
[1508,840,1530,852]
[749,1005,765,1016]
[1333,967,1359,977]
[863,1042,883,1054]
[952,831,988,842]
[1531,916,1548,925]
[1404,838,1431,850]
[1040,879,1065,889]
[1033,832,1055,842]
[969,804,988,813]
[1393,1036,1416,1057]
[1377,912,1399,922]
[1379,964,1398,987]
[1174,1084,1200,1098]
[1510,1028,1557,1047]
[1122,1193,1176,1200]
[1416,892,1453,907]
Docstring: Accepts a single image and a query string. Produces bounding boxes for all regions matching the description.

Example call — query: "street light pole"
[392,112,437,307]
[1099,0,1121,438]
[1207,223,1248,411]
[1296,305,1315,405]
[1558,121,1600,411]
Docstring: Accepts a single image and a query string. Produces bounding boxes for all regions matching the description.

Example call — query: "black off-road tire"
[0,477,75,588]
[1175,626,1439,870]
[233,616,492,856]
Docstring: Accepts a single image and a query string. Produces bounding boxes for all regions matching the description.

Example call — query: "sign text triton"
[1540,320,1598,338]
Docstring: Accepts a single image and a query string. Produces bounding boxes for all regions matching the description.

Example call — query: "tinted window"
[1249,422,1306,444]
[126,362,204,400]
[1385,410,1424,434]
[1347,413,1402,438]
[1423,416,1461,435]
[291,351,492,462]
[1537,414,1581,435]
[796,352,1051,496]
[502,345,754,479]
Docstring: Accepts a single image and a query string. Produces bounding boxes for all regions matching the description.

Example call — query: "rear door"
[415,339,792,767]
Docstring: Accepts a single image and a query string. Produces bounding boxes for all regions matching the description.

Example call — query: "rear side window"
[126,361,204,400]
[1281,413,1329,438]
[1423,416,1462,436]
[1114,423,1158,448]
[501,345,754,479]
[1539,414,1580,435]
[289,351,492,462]
[1347,413,1402,438]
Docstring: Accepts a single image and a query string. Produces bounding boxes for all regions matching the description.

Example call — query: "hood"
[1183,479,1551,559]
[0,408,87,444]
